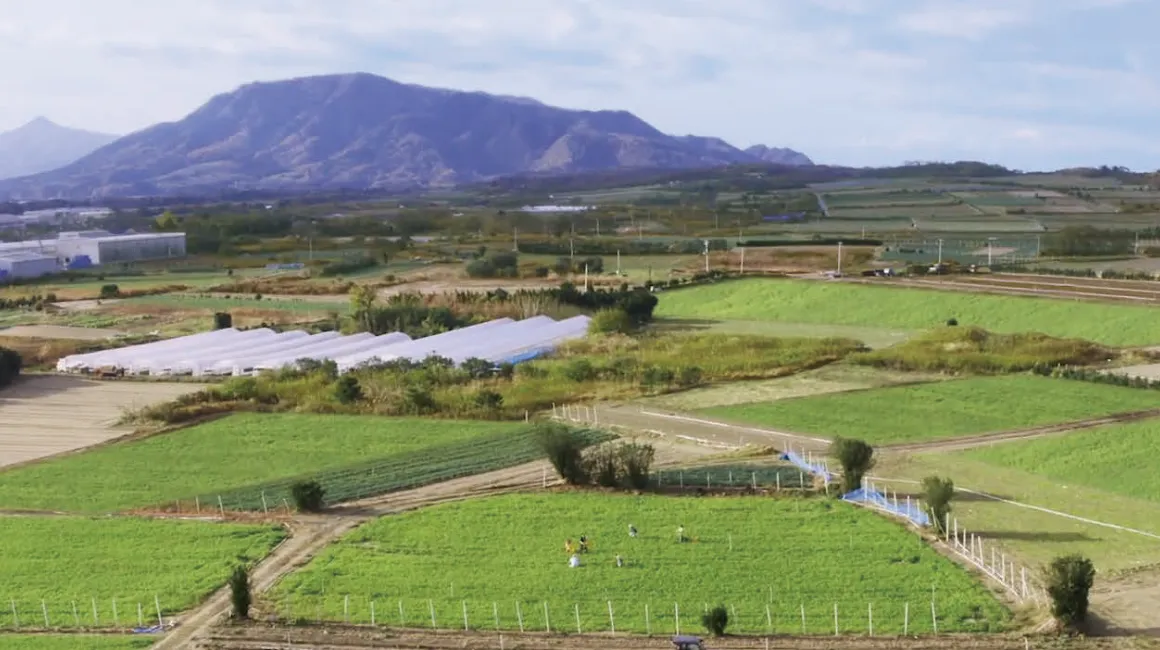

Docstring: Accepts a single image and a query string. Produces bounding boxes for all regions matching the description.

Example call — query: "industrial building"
[54,232,186,266]
[0,251,59,279]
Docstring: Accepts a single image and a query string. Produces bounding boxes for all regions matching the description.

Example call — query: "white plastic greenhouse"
[54,315,591,376]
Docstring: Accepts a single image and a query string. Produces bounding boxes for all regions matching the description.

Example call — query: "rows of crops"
[204,428,614,511]
[653,464,811,490]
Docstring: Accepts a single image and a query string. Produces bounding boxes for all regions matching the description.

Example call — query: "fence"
[942,516,1046,605]
[0,595,173,633]
[265,594,992,636]
[843,480,931,528]
[653,465,811,491]
[879,237,1041,266]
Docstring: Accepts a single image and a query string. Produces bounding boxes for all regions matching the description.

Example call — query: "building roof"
[0,251,56,262]
[89,233,185,244]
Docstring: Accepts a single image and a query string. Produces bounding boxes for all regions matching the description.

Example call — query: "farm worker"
[569,554,581,568]
[579,535,589,552]
[565,539,574,554]
[616,554,624,567]
[677,525,687,543]
[628,524,638,538]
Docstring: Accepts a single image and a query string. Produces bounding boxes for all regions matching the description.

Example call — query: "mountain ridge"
[0,73,811,199]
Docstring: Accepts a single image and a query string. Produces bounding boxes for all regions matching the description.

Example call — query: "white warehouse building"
[0,252,59,279]
[55,232,186,265]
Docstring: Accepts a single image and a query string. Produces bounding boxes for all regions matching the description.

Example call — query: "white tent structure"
[247,331,410,375]
[55,316,591,376]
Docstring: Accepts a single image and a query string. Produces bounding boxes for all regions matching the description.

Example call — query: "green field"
[698,376,1160,445]
[1,517,283,626]
[272,493,1007,634]
[118,294,339,313]
[655,278,1160,346]
[0,636,153,649]
[961,418,1160,504]
[0,414,524,513]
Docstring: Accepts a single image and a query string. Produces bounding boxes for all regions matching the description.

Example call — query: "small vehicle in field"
[672,635,705,650]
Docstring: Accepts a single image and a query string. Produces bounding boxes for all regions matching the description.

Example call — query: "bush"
[586,445,621,488]
[228,566,251,619]
[1045,555,1096,627]
[536,423,589,485]
[334,376,363,404]
[473,389,504,410]
[832,437,875,494]
[291,481,326,512]
[702,605,729,636]
[0,347,21,389]
[213,312,233,330]
[921,476,955,533]
[676,366,703,387]
[589,308,635,335]
[319,255,378,277]
[562,359,597,382]
[617,441,655,489]
[99,284,120,299]
[946,318,958,326]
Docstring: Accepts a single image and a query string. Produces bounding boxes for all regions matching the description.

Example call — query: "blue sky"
[0,0,1154,170]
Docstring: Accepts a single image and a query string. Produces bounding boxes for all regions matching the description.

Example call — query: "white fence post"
[10,599,17,629]
[574,603,581,634]
[370,600,376,626]
[428,599,436,629]
[868,602,872,636]
[674,602,680,635]
[41,601,49,628]
[833,603,838,636]
[645,604,651,636]
[516,602,524,633]
[398,600,405,626]
[112,598,118,627]
[463,601,469,631]
[931,600,938,634]
[137,602,142,626]
[91,597,98,625]
[543,602,550,634]
[765,604,772,633]
[72,601,79,627]
[800,603,806,634]
[154,595,163,629]
[493,602,499,630]
[904,602,909,636]
[343,595,350,624]
[607,600,615,634]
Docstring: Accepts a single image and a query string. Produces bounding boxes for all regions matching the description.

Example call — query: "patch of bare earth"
[0,324,123,340]
[0,375,202,469]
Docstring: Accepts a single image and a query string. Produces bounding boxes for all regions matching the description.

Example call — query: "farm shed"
[0,251,58,279]
[55,316,592,376]
[54,232,187,266]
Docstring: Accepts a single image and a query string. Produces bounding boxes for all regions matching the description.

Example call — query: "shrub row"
[319,255,379,277]
[1031,363,1160,390]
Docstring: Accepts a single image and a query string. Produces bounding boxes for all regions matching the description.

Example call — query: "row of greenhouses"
[55,315,591,377]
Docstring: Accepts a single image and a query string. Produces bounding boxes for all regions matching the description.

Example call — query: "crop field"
[909,218,1042,234]
[821,191,954,207]
[271,493,1008,634]
[961,417,1160,505]
[697,376,1160,445]
[0,414,525,513]
[827,204,981,220]
[117,294,339,313]
[0,636,153,649]
[951,192,1046,208]
[1,516,283,625]
[654,278,1160,346]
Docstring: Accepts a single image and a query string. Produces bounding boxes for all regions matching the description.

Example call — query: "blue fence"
[779,449,832,481]
[842,486,931,527]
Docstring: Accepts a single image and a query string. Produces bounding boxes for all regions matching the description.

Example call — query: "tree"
[701,605,729,636]
[831,437,875,493]
[213,312,233,330]
[99,284,120,299]
[348,285,377,331]
[334,375,363,404]
[0,347,22,389]
[536,422,588,485]
[588,308,635,335]
[291,481,326,512]
[1045,554,1096,627]
[228,566,251,619]
[921,476,955,533]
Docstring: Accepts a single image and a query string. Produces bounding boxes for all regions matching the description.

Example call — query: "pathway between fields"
[153,440,717,650]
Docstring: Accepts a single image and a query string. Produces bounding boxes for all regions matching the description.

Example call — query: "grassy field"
[271,493,1008,634]
[118,294,340,313]
[961,418,1160,505]
[653,318,914,349]
[655,278,1160,346]
[0,414,524,513]
[875,453,1160,574]
[0,637,153,649]
[827,204,980,219]
[1,517,283,625]
[698,376,1160,445]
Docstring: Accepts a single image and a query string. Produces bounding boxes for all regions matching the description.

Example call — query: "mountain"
[0,74,812,199]
[0,117,119,180]
[744,145,813,166]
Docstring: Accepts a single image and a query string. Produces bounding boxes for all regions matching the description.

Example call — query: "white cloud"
[0,0,1151,169]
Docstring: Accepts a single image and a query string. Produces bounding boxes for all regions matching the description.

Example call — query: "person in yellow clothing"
[565,539,574,554]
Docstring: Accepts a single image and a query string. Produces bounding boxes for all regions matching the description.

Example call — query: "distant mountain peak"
[0,72,812,198]
[745,144,813,166]
[0,117,119,181]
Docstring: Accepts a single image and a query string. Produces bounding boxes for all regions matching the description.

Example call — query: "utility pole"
[513,227,519,252]
[584,263,589,291]
[837,241,843,276]
[616,250,621,276]
[596,219,600,237]
[1035,235,1041,259]
[703,239,710,273]
[937,239,944,265]
[740,246,746,274]
[569,237,575,261]
[987,238,994,266]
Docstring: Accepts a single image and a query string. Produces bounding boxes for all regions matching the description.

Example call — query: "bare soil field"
[859,274,1160,305]
[1103,364,1160,380]
[0,324,123,340]
[197,625,1160,650]
[0,376,202,469]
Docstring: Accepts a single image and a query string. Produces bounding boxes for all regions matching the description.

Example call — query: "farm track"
[195,625,1153,650]
[152,442,718,650]
[837,273,1160,305]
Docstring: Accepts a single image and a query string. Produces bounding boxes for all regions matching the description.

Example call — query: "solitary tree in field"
[921,476,955,533]
[1045,554,1096,628]
[228,566,251,620]
[831,437,875,494]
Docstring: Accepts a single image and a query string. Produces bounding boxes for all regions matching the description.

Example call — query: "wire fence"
[180,427,614,513]
[266,594,995,636]
[1,595,173,633]
[943,517,1047,605]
